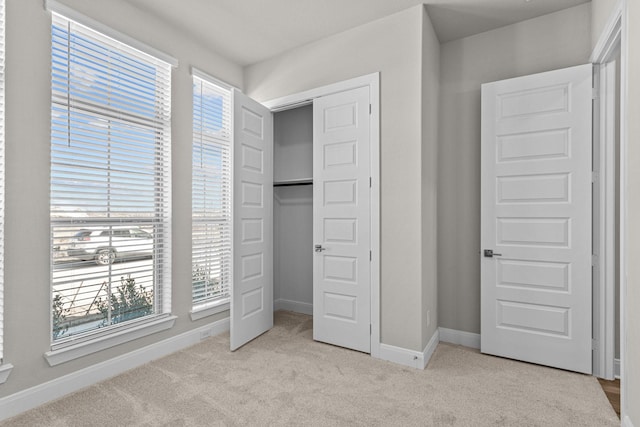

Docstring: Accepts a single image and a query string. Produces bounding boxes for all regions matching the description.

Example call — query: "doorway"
[480,17,624,381]
[231,73,381,357]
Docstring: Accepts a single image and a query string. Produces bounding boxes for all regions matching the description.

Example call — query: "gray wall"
[273,106,313,183]
[245,5,439,352]
[591,0,619,50]
[274,186,313,308]
[2,0,242,397]
[437,4,592,334]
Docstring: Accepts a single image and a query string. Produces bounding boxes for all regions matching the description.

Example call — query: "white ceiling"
[123,0,591,66]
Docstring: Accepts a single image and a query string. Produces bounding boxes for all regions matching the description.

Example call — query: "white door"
[231,90,273,351]
[313,86,371,353]
[481,64,593,374]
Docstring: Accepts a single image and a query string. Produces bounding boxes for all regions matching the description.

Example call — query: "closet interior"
[273,104,314,315]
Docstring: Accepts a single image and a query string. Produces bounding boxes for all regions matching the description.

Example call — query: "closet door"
[231,90,273,351]
[313,86,371,353]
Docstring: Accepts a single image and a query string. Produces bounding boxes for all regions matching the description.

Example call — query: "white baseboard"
[622,415,635,427]
[439,330,624,381]
[438,327,481,349]
[378,329,439,370]
[0,318,230,422]
[274,298,313,316]
[422,328,439,369]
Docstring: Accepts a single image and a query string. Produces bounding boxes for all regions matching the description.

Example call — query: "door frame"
[590,0,624,382]
[262,73,381,359]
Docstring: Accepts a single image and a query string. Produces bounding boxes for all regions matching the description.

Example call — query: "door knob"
[314,244,326,253]
[483,249,502,258]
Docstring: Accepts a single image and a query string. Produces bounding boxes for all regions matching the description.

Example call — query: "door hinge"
[369,250,372,261]
[369,104,372,114]
[592,171,598,183]
[369,177,372,188]
[592,339,598,351]
[592,87,599,100]
[592,254,598,266]
[370,324,372,335]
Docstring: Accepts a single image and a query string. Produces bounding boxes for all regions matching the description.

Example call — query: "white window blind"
[192,76,232,308]
[50,13,172,347]
[0,0,5,364]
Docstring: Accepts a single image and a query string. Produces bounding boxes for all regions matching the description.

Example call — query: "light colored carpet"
[2,311,618,426]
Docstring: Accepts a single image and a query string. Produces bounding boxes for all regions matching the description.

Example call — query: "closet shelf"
[274,178,313,187]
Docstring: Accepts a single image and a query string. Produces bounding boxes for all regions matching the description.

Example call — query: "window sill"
[0,363,13,384]
[44,315,177,367]
[190,298,230,321]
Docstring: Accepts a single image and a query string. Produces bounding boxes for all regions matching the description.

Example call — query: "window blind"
[50,13,172,346]
[192,76,232,308]
[0,0,5,363]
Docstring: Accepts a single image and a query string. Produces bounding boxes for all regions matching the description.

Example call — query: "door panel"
[231,90,273,351]
[481,64,592,374]
[313,86,371,353]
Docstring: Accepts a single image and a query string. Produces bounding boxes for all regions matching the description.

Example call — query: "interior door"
[313,86,371,353]
[231,90,273,351]
[481,64,593,373]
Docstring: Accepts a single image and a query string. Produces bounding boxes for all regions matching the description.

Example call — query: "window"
[50,12,172,348]
[192,73,232,313]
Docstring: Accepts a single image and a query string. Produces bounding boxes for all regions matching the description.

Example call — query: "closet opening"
[273,104,314,316]
[231,73,380,358]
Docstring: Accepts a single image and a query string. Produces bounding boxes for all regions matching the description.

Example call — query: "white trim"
[190,300,230,321]
[0,318,229,422]
[263,72,381,361]
[274,299,313,316]
[44,315,177,366]
[619,0,629,419]
[438,327,481,349]
[0,363,12,384]
[422,328,439,369]
[44,0,178,67]
[263,73,379,110]
[615,358,621,379]
[369,75,381,360]
[592,59,618,380]
[622,416,635,427]
[378,332,438,370]
[590,0,623,382]
[591,0,628,419]
[191,67,239,91]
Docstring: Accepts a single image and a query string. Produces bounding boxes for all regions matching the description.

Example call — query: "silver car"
[67,227,153,265]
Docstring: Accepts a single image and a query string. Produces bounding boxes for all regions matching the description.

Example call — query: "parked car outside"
[66,226,153,265]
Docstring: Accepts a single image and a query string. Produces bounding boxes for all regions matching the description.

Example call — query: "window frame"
[45,6,177,365]
[190,70,234,319]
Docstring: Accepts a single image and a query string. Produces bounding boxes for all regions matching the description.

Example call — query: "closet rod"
[273,182,313,187]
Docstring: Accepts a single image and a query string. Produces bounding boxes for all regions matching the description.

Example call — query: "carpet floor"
[1,311,619,426]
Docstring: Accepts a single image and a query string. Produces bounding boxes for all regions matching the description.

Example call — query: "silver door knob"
[483,249,502,258]
[314,244,326,252]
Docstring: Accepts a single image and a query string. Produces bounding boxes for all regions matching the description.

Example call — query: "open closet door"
[231,90,274,351]
[481,64,592,373]
[313,86,371,353]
